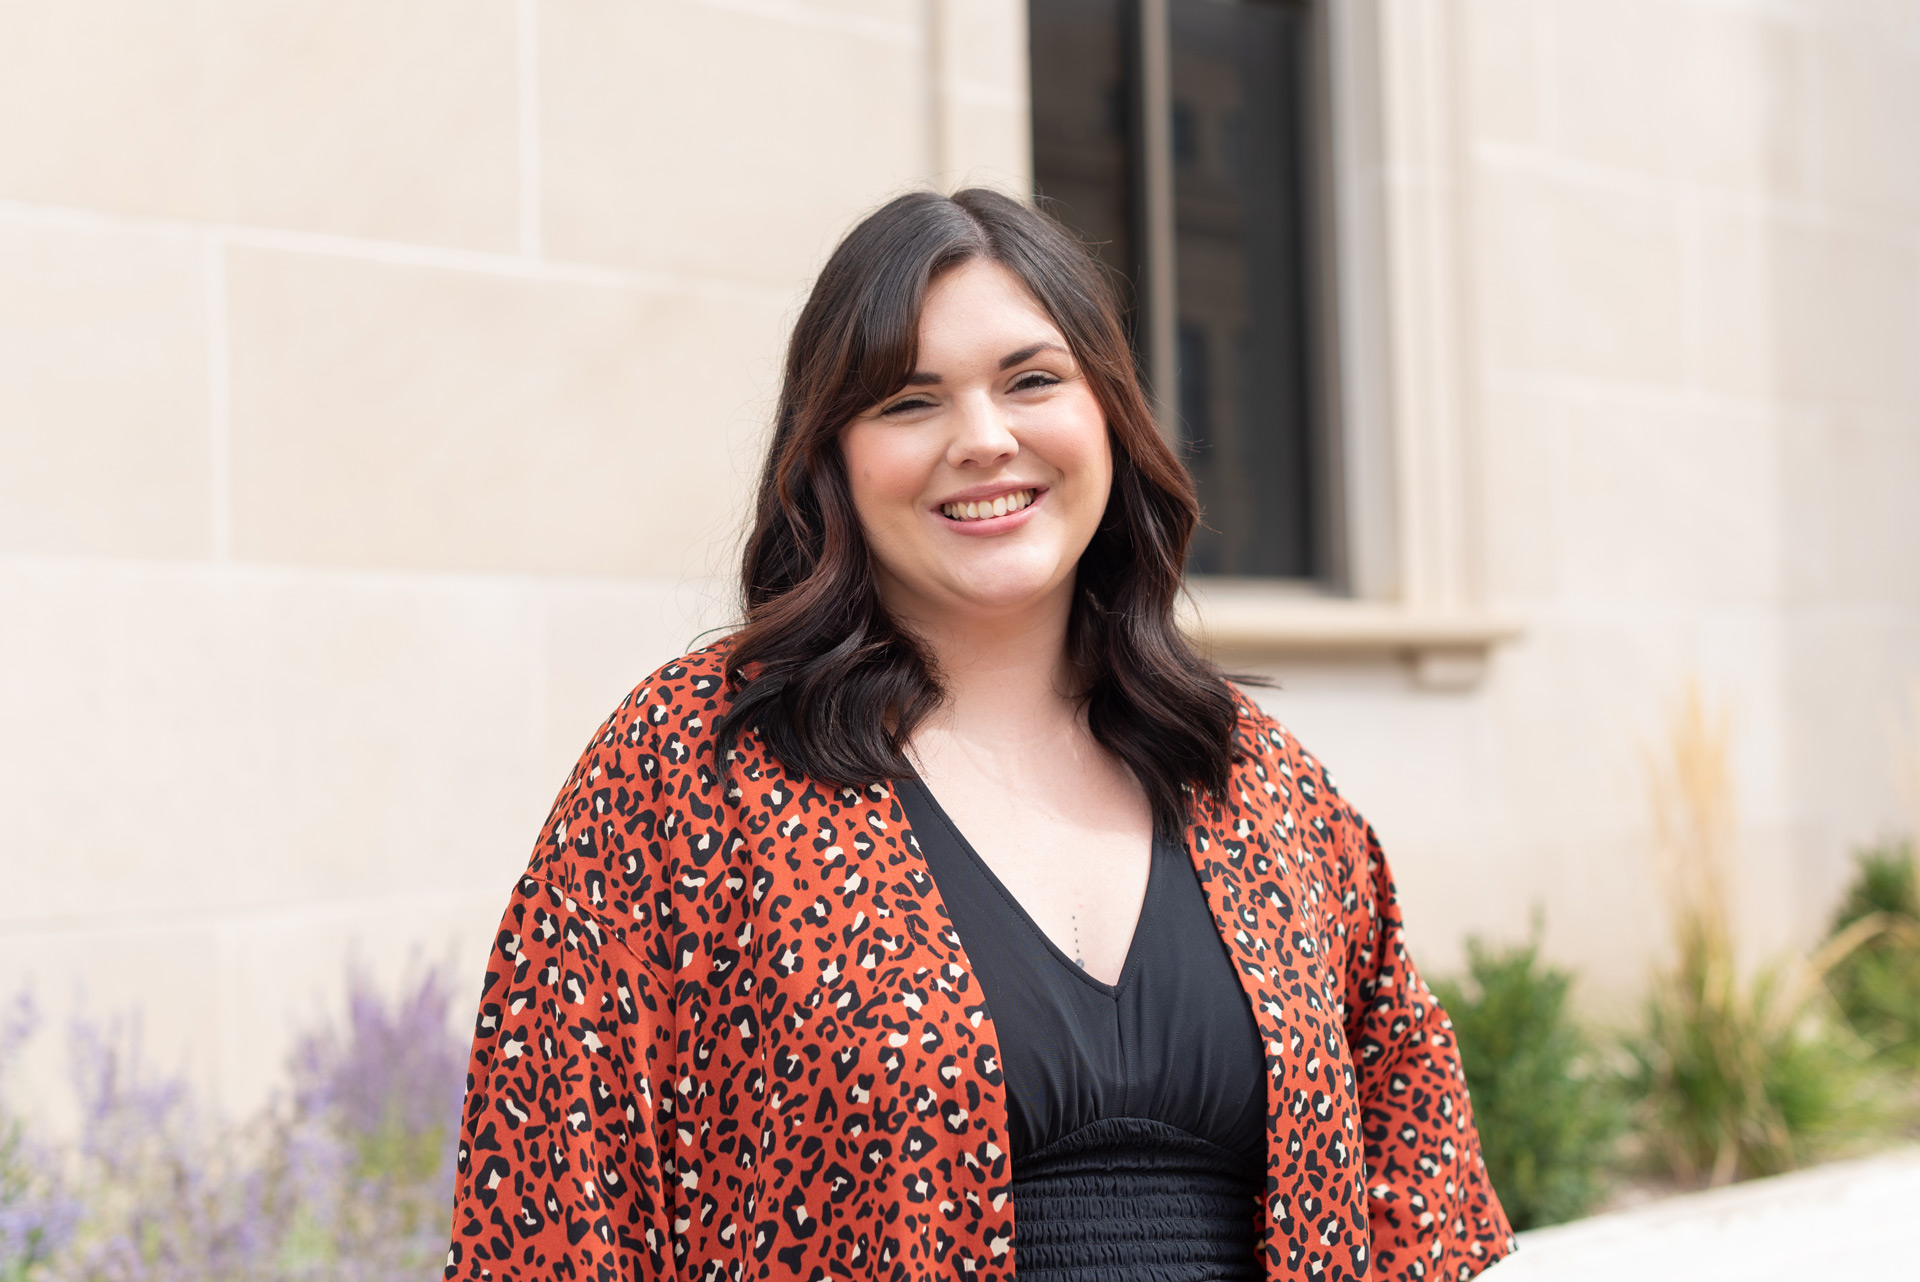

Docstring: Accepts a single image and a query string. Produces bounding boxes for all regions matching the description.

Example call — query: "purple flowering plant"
[57,1015,280,1281]
[1,964,468,1282]
[0,995,80,1282]
[277,963,468,1278]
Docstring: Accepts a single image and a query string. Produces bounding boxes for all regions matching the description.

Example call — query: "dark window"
[1028,0,1137,313]
[1030,0,1324,580]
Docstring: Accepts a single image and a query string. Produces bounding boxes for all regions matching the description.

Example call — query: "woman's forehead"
[916,261,1066,362]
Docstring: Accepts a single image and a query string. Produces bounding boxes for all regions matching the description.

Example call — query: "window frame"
[1019,0,1518,684]
[1129,0,1341,590]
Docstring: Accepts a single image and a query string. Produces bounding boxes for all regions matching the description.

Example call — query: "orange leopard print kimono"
[445,643,1514,1281]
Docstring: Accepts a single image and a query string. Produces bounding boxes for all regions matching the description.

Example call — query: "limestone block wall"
[0,0,1914,1124]
[0,0,1030,1119]
[1262,0,1920,1005]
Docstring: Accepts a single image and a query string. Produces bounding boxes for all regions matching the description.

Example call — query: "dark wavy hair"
[718,188,1238,836]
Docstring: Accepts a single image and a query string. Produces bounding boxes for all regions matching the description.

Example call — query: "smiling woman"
[723,191,1233,843]
[443,190,1512,1282]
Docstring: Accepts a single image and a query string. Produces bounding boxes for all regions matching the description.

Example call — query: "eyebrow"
[901,341,1069,386]
[998,341,1066,369]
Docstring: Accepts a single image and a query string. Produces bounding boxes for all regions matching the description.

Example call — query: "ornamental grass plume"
[1625,681,1893,1187]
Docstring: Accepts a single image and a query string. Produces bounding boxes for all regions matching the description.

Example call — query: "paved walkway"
[1487,1147,1920,1280]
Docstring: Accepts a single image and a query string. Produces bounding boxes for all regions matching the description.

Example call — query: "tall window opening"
[1030,0,1326,581]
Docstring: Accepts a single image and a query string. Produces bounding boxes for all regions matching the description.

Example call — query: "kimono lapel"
[738,750,1016,1279]
[1188,726,1371,1280]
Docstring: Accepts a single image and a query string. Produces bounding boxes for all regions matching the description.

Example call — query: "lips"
[939,488,1037,522]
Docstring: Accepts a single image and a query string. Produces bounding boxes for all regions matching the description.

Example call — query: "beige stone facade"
[1,0,1915,1118]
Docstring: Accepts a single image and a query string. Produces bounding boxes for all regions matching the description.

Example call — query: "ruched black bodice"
[895,778,1266,1281]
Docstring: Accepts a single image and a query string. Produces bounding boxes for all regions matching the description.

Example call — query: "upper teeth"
[942,490,1035,522]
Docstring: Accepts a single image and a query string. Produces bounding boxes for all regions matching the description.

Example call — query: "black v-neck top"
[896,779,1267,1279]
[894,777,1267,1166]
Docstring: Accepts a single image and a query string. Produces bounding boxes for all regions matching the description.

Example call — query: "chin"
[936,559,1075,614]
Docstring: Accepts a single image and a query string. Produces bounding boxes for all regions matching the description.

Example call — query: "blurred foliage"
[1432,931,1625,1230]
[0,1123,68,1282]
[1623,948,1890,1186]
[1624,683,1896,1187]
[2,966,465,1282]
[0,996,78,1282]
[54,1017,278,1282]
[1825,841,1920,1068]
[280,963,466,1261]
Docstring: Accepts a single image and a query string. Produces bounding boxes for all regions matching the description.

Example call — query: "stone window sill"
[1179,582,1523,690]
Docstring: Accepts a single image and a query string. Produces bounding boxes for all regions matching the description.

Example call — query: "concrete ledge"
[1489,1147,1920,1280]
[1178,582,1524,688]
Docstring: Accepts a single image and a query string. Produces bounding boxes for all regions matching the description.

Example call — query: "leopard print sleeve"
[1328,797,1515,1280]
[445,875,674,1280]
[445,661,708,1281]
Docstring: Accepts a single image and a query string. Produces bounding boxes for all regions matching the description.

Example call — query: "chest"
[908,737,1155,983]
[740,772,1352,1125]
[903,776,1269,1166]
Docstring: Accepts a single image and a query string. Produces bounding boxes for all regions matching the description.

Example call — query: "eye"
[1010,371,1061,392]
[879,395,937,417]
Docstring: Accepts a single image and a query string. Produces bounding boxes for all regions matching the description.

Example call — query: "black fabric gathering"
[893,778,1267,1281]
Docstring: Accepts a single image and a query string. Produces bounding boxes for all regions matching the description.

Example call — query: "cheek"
[840,427,931,529]
[1046,391,1114,509]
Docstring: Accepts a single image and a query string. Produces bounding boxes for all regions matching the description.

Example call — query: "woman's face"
[840,259,1113,632]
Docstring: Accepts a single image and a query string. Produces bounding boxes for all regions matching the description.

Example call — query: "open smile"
[939,488,1039,523]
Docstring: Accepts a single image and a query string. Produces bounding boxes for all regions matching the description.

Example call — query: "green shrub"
[1432,933,1624,1230]
[1826,841,1920,1067]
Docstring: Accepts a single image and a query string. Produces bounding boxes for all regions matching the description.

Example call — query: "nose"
[944,388,1019,469]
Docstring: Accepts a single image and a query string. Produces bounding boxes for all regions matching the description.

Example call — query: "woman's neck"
[890,586,1084,752]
